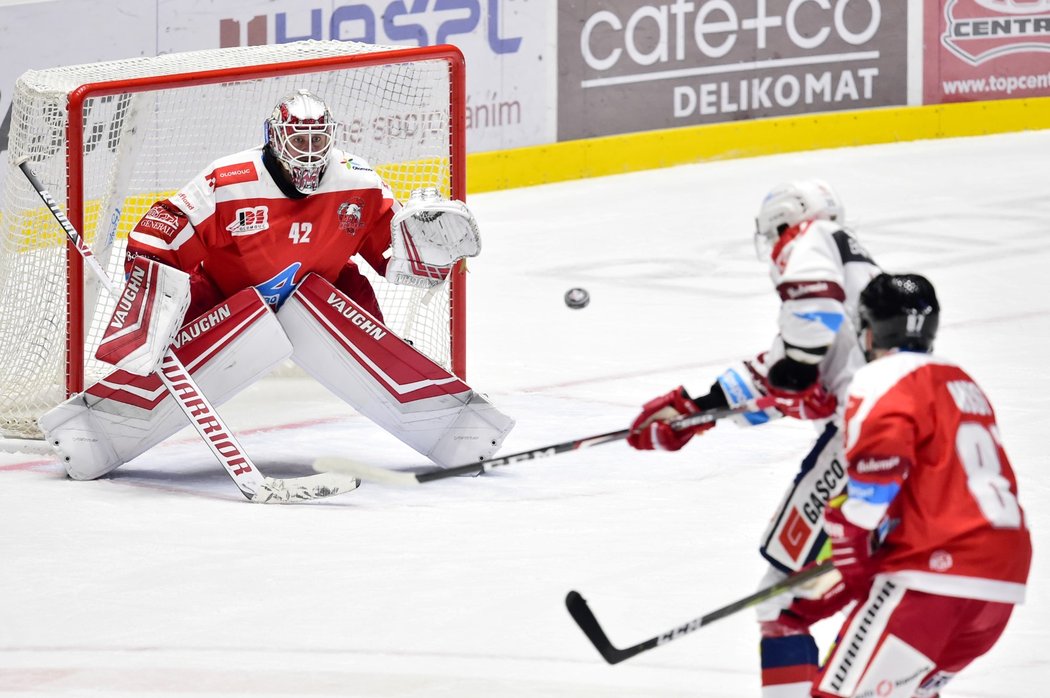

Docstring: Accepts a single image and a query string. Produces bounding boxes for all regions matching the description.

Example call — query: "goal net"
[0,40,466,439]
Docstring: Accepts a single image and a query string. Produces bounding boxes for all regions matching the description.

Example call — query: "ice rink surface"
[2,129,1048,697]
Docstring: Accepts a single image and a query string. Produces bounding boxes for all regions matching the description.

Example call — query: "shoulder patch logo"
[226,206,269,236]
[210,162,259,188]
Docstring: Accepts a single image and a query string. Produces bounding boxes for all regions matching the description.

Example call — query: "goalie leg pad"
[40,289,291,480]
[760,420,847,573]
[277,274,514,467]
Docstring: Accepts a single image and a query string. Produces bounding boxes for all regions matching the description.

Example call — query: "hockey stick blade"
[566,561,835,664]
[311,396,778,485]
[253,472,362,503]
[565,591,651,664]
[313,457,422,486]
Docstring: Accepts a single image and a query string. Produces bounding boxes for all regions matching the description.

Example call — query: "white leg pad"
[39,289,291,480]
[277,274,515,467]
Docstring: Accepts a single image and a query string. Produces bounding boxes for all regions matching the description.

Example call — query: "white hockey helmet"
[753,179,844,260]
[265,89,335,194]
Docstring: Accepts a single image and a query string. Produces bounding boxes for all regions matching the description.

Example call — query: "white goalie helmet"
[753,179,844,260]
[264,89,335,194]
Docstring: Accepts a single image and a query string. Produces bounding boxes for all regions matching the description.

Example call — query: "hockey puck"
[564,287,590,309]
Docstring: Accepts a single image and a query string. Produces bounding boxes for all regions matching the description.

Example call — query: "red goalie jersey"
[126,146,396,318]
[842,351,1031,603]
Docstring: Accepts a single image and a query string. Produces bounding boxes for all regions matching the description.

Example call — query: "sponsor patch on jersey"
[209,162,259,189]
[226,206,269,236]
[139,205,182,236]
[777,280,846,302]
[341,157,373,173]
[337,198,364,236]
[855,455,901,474]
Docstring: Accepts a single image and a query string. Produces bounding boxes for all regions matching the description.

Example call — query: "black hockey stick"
[566,561,835,664]
[19,158,359,503]
[313,395,778,485]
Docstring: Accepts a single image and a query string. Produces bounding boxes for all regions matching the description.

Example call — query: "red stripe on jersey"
[777,279,846,302]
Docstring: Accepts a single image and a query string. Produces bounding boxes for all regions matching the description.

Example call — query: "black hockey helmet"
[858,273,939,357]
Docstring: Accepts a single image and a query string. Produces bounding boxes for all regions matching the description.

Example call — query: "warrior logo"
[226,206,269,236]
[338,200,364,235]
[942,0,1050,66]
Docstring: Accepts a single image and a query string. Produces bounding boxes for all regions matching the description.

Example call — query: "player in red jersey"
[627,180,881,696]
[125,89,398,319]
[790,273,1030,697]
[40,90,514,484]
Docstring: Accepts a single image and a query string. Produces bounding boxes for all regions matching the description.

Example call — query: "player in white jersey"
[778,273,1030,697]
[627,180,881,696]
[39,90,514,487]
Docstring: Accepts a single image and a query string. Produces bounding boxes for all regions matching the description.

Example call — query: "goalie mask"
[754,179,844,260]
[858,273,939,361]
[265,89,334,194]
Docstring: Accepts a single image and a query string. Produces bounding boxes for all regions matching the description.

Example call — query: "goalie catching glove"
[95,257,190,376]
[627,386,714,451]
[386,187,481,289]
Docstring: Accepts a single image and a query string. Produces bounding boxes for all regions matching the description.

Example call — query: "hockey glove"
[767,381,838,420]
[824,498,878,591]
[753,358,837,420]
[627,386,714,451]
[386,187,481,289]
[95,257,190,376]
[772,569,856,635]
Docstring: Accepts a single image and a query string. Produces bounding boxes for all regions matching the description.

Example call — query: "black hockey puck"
[564,287,590,309]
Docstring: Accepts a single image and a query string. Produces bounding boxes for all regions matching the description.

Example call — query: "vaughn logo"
[942,0,1050,66]
[226,206,269,236]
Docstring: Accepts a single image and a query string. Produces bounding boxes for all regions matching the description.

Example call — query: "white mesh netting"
[0,40,459,438]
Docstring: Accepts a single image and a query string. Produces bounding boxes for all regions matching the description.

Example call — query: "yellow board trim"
[466,97,1050,194]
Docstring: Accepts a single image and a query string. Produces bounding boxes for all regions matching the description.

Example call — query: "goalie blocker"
[41,276,513,481]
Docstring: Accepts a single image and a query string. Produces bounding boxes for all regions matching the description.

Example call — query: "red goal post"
[0,40,467,440]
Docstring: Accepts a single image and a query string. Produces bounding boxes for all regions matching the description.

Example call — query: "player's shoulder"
[197,147,267,189]
[327,150,381,180]
[791,219,848,252]
[317,150,392,198]
[851,351,957,400]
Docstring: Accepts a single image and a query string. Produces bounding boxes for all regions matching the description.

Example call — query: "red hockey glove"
[627,386,714,451]
[770,566,856,635]
[753,357,837,420]
[824,502,878,591]
[767,381,838,420]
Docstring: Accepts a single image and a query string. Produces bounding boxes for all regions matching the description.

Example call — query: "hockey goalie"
[39,89,514,484]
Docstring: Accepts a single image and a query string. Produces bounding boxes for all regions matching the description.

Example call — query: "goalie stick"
[566,561,835,665]
[19,159,359,503]
[313,395,778,485]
